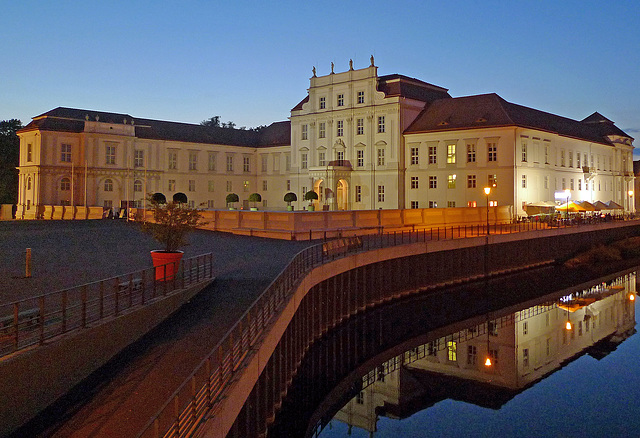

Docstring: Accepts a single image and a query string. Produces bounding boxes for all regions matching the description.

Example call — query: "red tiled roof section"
[18,107,291,147]
[406,94,632,145]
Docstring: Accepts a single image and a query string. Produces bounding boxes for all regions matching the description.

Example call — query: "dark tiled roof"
[378,74,451,103]
[18,107,290,147]
[291,95,309,112]
[581,112,634,140]
[405,94,632,146]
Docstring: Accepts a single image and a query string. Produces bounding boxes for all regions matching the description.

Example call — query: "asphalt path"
[1,219,312,437]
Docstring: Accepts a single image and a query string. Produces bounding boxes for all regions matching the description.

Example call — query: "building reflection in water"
[331,273,636,435]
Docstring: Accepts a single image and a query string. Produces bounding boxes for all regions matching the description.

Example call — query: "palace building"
[16,58,635,219]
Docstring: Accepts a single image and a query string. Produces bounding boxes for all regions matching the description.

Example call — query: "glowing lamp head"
[630,294,636,301]
[629,190,634,197]
[484,187,491,196]
[565,321,572,330]
[485,357,492,367]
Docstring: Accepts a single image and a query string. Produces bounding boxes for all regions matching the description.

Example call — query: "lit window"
[104,178,113,192]
[105,144,116,165]
[243,180,249,192]
[189,151,198,171]
[429,146,437,164]
[468,174,477,188]
[61,144,72,163]
[60,177,70,191]
[27,144,32,162]
[168,151,177,170]
[378,116,385,133]
[134,149,144,167]
[489,200,498,207]
[447,341,457,361]
[411,176,419,189]
[467,143,476,163]
[488,174,497,187]
[410,147,419,165]
[447,174,456,189]
[468,201,477,207]
[319,122,326,138]
[357,91,365,104]
[447,144,456,164]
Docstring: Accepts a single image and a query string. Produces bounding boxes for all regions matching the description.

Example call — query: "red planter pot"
[150,250,183,281]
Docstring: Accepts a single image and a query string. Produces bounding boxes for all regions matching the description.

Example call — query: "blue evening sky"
[2,1,639,153]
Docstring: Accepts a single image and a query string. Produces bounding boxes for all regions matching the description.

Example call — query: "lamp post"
[484,187,491,235]
[628,190,634,215]
[565,189,570,225]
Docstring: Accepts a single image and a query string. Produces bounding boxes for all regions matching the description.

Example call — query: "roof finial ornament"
[331,62,334,74]
[370,55,374,67]
[349,59,353,70]
[312,66,316,77]
[95,115,99,122]
[123,118,127,124]
[85,114,89,121]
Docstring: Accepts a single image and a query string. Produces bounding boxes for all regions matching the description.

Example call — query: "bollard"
[25,248,31,278]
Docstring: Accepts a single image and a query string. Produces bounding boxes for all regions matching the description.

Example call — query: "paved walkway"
[1,220,312,437]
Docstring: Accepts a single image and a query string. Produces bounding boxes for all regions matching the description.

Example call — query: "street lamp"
[484,187,491,235]
[628,190,634,215]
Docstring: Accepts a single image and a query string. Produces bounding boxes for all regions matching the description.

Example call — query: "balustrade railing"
[0,253,214,358]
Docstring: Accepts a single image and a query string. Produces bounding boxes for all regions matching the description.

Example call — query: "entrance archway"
[336,179,348,210]
[313,179,324,209]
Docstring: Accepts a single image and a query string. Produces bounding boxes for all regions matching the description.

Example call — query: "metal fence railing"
[0,253,214,358]
[137,217,637,438]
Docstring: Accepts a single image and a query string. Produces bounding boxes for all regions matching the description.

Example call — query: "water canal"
[268,266,640,438]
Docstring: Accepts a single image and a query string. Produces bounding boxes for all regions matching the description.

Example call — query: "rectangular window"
[560,149,565,166]
[336,150,344,161]
[447,174,456,189]
[489,200,498,207]
[301,124,308,140]
[429,146,437,164]
[377,148,385,166]
[27,144,33,162]
[411,176,419,189]
[208,153,217,171]
[243,156,250,173]
[488,174,497,187]
[356,118,364,135]
[61,143,72,163]
[467,345,477,365]
[208,181,215,192]
[578,179,582,190]
[447,341,457,361]
[544,144,549,164]
[447,144,456,164]
[468,174,477,188]
[467,143,476,163]
[168,179,176,191]
[319,151,326,166]
[357,150,364,167]
[226,181,232,191]
[243,180,249,192]
[337,94,344,106]
[105,144,116,165]
[285,154,291,171]
[355,185,362,202]
[357,91,364,104]
[301,153,308,169]
[378,116,385,133]
[377,185,384,202]
[577,153,581,168]
[523,348,529,368]
[522,141,527,162]
[189,151,198,171]
[488,142,497,162]
[448,201,456,208]
[168,151,177,170]
[411,201,419,209]
[468,201,477,207]
[188,180,195,191]
[337,120,344,137]
[522,174,527,188]
[262,180,268,191]
[286,180,291,190]
[570,178,574,190]
[319,122,326,138]
[523,321,528,335]
[569,151,573,168]
[544,175,549,189]
[226,155,234,172]
[429,201,437,208]
[134,149,144,167]
[319,96,326,109]
[410,147,419,165]
[207,200,215,208]
[429,176,437,189]
[261,155,268,172]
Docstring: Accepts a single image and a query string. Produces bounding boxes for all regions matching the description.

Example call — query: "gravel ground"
[1,219,313,438]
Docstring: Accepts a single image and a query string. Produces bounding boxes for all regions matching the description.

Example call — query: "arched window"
[104,179,113,192]
[60,177,70,191]
[134,179,143,192]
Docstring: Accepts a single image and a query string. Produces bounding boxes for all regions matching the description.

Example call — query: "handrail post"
[62,290,67,332]
[39,296,45,345]
[81,285,87,328]
[173,396,180,436]
[114,278,120,316]
[13,303,19,350]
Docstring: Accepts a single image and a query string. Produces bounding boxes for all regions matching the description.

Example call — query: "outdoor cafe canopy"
[555,201,587,212]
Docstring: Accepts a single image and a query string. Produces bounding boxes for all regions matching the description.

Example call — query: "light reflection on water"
[319,273,640,438]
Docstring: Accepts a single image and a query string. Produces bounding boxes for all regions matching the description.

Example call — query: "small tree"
[304,190,318,203]
[226,193,239,209]
[248,192,262,209]
[284,192,297,206]
[141,195,205,252]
